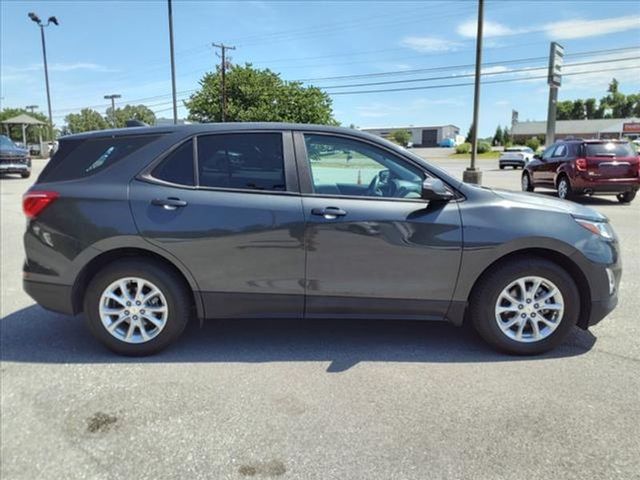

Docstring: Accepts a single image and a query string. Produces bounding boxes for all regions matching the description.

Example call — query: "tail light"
[575,158,587,171]
[23,191,59,219]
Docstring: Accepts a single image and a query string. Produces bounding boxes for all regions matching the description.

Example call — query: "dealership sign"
[622,122,640,133]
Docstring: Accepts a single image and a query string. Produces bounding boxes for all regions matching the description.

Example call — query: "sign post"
[545,42,564,147]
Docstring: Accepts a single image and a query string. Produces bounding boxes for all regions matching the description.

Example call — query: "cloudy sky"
[1,0,639,135]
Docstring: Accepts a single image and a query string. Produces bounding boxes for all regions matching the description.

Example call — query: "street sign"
[548,42,564,87]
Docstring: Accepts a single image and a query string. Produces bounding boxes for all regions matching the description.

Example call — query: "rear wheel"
[617,191,636,203]
[521,172,534,192]
[557,175,573,200]
[499,165,505,170]
[83,259,191,356]
[469,257,579,355]
[21,171,31,178]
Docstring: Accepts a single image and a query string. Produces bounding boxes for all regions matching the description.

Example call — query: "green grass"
[449,151,501,160]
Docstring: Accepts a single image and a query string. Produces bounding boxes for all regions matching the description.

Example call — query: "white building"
[361,124,460,147]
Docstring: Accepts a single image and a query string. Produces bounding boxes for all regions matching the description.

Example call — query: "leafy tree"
[502,125,511,146]
[186,63,336,124]
[570,100,586,120]
[585,98,597,119]
[464,123,473,143]
[492,125,503,146]
[391,129,411,146]
[556,101,573,120]
[525,136,541,152]
[0,108,52,142]
[65,108,109,133]
[106,104,156,128]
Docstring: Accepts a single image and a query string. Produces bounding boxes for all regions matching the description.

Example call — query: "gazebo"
[1,113,46,148]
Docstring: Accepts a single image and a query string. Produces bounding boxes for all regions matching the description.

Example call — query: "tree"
[492,125,503,146]
[571,99,586,120]
[65,108,109,133]
[186,63,336,124]
[585,98,597,119]
[502,125,511,146]
[0,108,52,143]
[525,136,541,152]
[464,124,473,143]
[556,101,573,120]
[106,104,156,128]
[391,129,411,146]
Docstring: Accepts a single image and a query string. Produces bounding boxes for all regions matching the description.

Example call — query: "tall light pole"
[462,0,484,185]
[104,94,122,127]
[28,12,58,141]
[167,0,178,124]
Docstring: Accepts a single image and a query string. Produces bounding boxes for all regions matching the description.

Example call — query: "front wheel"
[617,191,636,203]
[83,259,192,356]
[469,258,579,355]
[521,172,534,192]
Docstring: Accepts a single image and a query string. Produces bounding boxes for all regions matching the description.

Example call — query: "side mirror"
[422,178,454,202]
[533,154,542,160]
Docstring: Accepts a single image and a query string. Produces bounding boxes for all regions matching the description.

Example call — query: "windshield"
[0,135,17,149]
[585,142,635,157]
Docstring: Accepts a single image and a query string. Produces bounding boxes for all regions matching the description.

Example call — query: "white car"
[499,146,535,169]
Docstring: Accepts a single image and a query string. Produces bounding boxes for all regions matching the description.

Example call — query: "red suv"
[521,139,639,203]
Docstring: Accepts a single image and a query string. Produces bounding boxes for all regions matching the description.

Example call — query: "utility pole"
[463,0,484,185]
[212,42,235,122]
[28,12,58,141]
[104,94,122,127]
[545,42,564,146]
[26,105,39,113]
[167,0,178,124]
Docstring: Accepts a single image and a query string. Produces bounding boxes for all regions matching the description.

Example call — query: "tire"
[617,191,636,203]
[557,175,572,200]
[521,172,534,192]
[469,257,579,355]
[83,259,191,356]
[21,171,31,179]
[499,165,505,170]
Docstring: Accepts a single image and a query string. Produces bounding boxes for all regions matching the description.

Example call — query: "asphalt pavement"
[1,154,639,480]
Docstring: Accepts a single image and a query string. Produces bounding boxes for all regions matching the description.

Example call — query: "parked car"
[23,123,620,356]
[499,146,535,169]
[0,135,31,178]
[439,137,456,148]
[522,139,639,203]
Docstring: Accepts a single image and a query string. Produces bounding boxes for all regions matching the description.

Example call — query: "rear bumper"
[572,174,640,193]
[499,159,525,167]
[23,279,75,315]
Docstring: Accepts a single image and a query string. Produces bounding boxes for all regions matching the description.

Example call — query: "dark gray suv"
[23,123,621,356]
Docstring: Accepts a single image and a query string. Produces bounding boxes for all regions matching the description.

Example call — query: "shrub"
[477,141,491,154]
[456,142,471,154]
[391,130,412,147]
[525,136,541,152]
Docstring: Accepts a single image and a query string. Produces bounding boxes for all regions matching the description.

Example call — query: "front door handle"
[151,197,188,210]
[311,206,347,220]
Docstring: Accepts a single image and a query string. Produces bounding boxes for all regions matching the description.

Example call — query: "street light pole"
[28,12,58,141]
[104,94,122,127]
[25,105,39,113]
[167,0,178,125]
[463,0,484,185]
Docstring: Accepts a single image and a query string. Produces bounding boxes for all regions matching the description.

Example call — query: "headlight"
[575,218,615,239]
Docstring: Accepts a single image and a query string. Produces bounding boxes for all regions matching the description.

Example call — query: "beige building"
[511,118,640,142]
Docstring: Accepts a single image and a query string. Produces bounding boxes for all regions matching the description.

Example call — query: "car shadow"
[0,305,597,372]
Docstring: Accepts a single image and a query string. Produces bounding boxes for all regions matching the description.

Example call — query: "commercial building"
[511,118,640,142]
[361,124,460,147]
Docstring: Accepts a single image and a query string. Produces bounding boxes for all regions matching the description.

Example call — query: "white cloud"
[495,100,510,106]
[544,16,640,39]
[457,19,520,38]
[400,36,462,52]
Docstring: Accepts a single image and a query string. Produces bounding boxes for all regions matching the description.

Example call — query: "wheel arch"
[462,248,591,329]
[71,247,204,319]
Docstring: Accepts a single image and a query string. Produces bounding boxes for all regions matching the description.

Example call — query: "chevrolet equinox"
[23,123,621,355]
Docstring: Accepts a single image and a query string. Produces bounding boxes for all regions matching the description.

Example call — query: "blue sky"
[1,0,639,136]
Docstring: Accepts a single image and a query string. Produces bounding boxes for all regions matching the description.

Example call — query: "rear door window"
[197,133,286,191]
[585,142,635,157]
[39,134,160,182]
[151,139,195,186]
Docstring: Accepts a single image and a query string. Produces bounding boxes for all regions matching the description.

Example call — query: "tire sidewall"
[472,259,579,355]
[84,260,190,356]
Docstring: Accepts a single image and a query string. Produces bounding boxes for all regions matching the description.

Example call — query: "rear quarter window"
[38,134,161,182]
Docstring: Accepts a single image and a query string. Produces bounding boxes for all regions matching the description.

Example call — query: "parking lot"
[1,154,639,479]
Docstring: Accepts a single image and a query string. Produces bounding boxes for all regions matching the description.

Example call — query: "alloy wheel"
[98,277,168,344]
[494,276,564,343]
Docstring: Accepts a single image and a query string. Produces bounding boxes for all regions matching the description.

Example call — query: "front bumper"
[0,163,31,174]
[499,160,525,167]
[24,278,75,315]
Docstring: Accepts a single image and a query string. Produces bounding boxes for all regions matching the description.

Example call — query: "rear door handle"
[311,206,347,220]
[151,197,188,210]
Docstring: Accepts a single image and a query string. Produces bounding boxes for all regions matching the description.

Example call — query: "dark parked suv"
[23,124,621,356]
[521,138,639,202]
